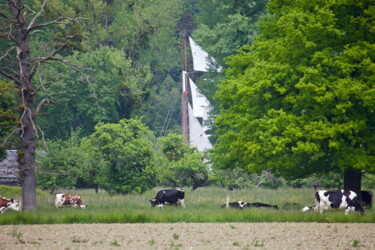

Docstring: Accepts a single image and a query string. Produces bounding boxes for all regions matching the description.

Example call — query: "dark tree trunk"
[344,168,362,200]
[10,0,37,210]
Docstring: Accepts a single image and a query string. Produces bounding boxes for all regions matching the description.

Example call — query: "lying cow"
[55,193,86,208]
[221,201,247,209]
[245,202,279,210]
[221,201,278,210]
[0,196,20,214]
[302,190,364,215]
[149,189,185,208]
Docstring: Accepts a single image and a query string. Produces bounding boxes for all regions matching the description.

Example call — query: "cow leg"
[319,205,324,215]
[157,203,164,208]
[179,199,185,208]
[345,207,351,215]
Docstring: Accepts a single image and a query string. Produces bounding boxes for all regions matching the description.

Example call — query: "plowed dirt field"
[0,223,374,249]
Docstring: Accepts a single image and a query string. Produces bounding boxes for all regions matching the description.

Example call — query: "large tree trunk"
[344,167,362,201]
[10,0,37,210]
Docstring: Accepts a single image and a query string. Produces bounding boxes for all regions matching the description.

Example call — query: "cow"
[149,189,185,208]
[302,190,364,215]
[221,201,247,209]
[55,193,86,208]
[361,190,373,208]
[245,202,279,210]
[221,201,278,210]
[0,196,20,214]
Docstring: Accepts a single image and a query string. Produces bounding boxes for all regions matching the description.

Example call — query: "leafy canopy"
[81,118,156,194]
[213,0,375,178]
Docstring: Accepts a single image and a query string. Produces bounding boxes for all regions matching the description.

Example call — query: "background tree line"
[1,0,374,206]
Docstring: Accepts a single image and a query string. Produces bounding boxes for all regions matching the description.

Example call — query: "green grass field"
[1,186,374,224]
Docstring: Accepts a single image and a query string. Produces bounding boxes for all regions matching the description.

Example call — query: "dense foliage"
[156,134,210,190]
[1,0,374,205]
[213,0,375,192]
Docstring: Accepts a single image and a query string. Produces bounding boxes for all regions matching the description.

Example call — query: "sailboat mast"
[182,31,189,144]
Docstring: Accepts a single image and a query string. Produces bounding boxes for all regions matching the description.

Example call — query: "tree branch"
[0,69,19,84]
[0,25,17,43]
[0,126,21,148]
[0,11,9,20]
[0,46,16,62]
[26,16,88,37]
[32,80,52,96]
[30,44,67,79]
[27,0,48,31]
[35,97,55,115]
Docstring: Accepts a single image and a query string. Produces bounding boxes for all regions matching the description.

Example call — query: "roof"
[0,150,19,180]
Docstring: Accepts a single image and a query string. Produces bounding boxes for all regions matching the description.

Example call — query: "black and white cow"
[221,201,278,210]
[302,190,364,215]
[149,189,185,208]
[221,201,247,209]
[361,190,373,208]
[245,202,279,210]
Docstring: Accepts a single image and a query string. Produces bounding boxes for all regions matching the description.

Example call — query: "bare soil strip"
[0,223,374,249]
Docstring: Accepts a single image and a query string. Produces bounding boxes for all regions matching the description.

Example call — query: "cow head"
[7,199,20,212]
[149,198,157,207]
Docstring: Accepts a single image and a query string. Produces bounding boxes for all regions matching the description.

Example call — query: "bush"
[82,118,156,194]
[155,134,210,189]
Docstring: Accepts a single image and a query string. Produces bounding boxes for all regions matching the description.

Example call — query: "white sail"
[189,36,222,72]
[181,71,187,92]
[188,103,212,152]
[189,78,210,118]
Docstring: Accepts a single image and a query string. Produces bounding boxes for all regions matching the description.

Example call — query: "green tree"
[0,80,18,159]
[37,47,152,139]
[82,119,156,194]
[193,0,268,65]
[36,131,89,193]
[213,0,375,197]
[156,134,209,189]
[0,0,84,210]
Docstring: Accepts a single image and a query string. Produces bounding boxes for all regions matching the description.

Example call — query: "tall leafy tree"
[193,0,268,65]
[156,134,209,189]
[0,0,84,210]
[36,131,89,193]
[36,47,152,139]
[214,0,375,197]
[81,119,156,194]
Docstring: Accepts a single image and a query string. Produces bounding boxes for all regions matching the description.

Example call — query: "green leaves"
[82,118,156,194]
[156,134,209,189]
[214,0,375,178]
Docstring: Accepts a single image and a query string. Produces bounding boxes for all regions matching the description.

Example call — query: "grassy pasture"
[0,186,374,224]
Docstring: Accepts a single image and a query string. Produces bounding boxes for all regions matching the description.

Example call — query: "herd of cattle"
[0,189,372,216]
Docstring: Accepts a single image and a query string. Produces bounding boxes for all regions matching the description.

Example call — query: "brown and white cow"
[55,193,86,208]
[0,196,20,214]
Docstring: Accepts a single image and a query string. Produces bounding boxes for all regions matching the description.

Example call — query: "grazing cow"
[302,190,364,215]
[55,193,86,208]
[221,201,278,210]
[149,189,185,208]
[0,196,20,214]
[361,190,373,208]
